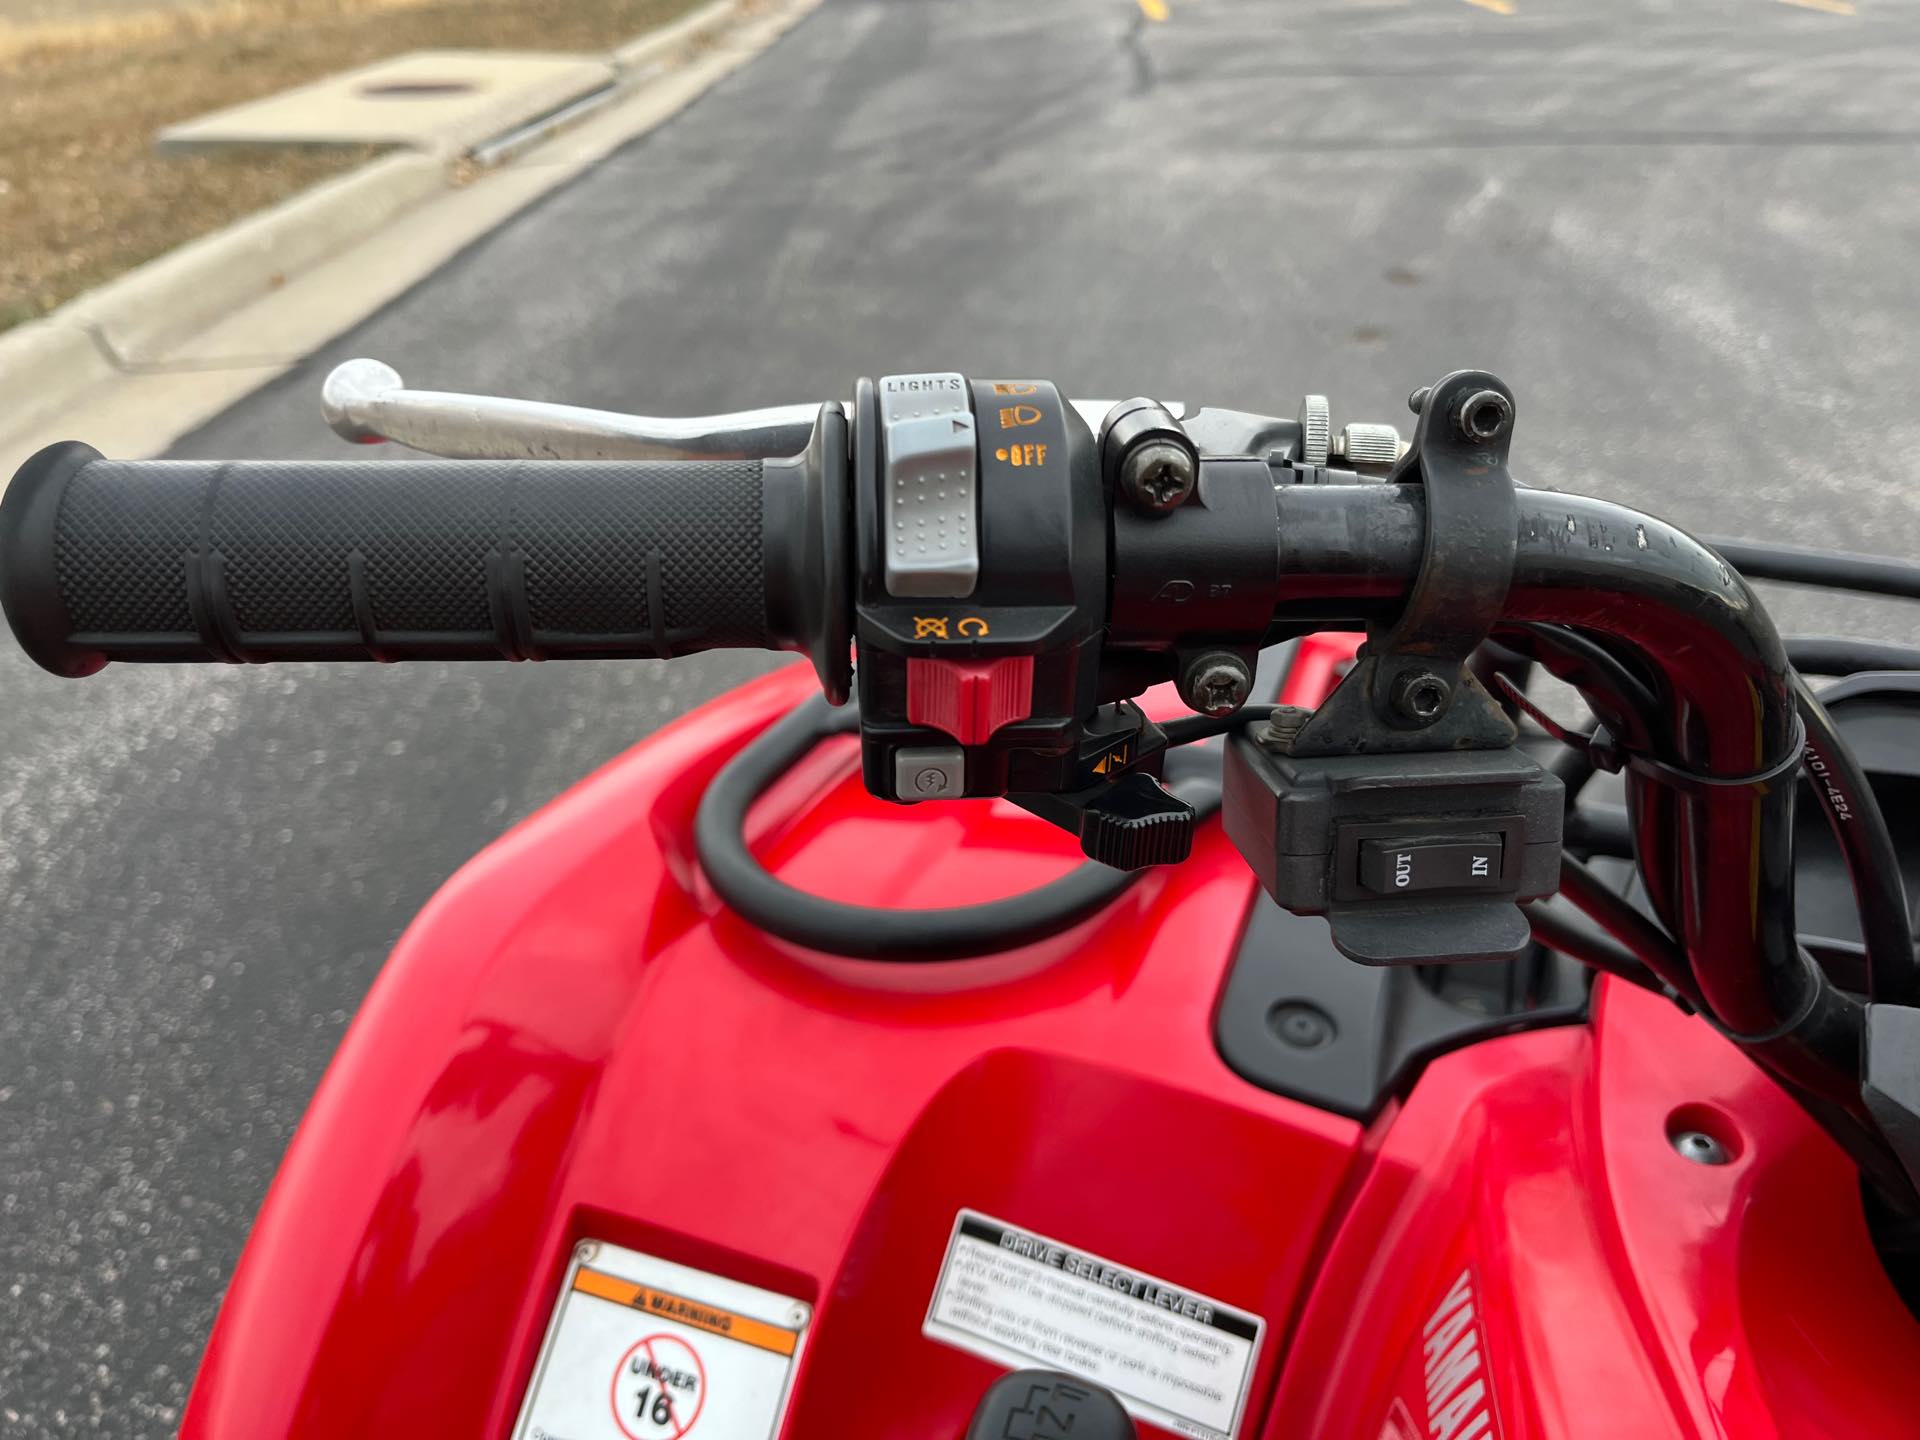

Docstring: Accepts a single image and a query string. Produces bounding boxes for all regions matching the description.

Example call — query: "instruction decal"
[514,1241,810,1440]
[923,1210,1264,1440]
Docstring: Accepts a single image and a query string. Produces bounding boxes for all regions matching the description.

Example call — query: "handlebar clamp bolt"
[1453,389,1514,444]
[1180,652,1253,718]
[1119,440,1197,514]
[1389,668,1453,725]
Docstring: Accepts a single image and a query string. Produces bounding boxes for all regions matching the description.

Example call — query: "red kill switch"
[906,656,1035,744]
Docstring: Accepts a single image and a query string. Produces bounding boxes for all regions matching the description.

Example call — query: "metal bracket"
[1289,369,1520,758]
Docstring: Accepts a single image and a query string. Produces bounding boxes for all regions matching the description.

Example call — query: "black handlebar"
[0,414,851,694]
[4,373,1914,1201]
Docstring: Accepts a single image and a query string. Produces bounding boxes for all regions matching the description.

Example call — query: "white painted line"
[1778,0,1855,13]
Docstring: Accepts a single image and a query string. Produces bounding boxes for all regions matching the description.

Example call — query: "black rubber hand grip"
[2,419,851,698]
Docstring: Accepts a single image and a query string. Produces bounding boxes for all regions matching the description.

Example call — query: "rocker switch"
[1357,835,1505,895]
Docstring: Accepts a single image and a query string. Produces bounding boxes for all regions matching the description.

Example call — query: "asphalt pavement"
[7,0,1920,1430]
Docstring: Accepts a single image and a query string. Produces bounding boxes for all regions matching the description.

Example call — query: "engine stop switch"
[1222,732,1563,965]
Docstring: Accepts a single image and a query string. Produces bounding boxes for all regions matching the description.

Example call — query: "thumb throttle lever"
[1063,772,1196,870]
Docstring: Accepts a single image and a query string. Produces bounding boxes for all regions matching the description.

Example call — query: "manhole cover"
[157,51,614,153]
[357,80,478,98]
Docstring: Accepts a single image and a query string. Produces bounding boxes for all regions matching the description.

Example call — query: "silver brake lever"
[322,359,1188,464]
[321,358,822,462]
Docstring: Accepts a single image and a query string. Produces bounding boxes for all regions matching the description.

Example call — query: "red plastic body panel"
[182,644,1920,1439]
[1265,982,1920,1439]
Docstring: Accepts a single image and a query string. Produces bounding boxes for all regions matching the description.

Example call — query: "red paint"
[906,654,1034,743]
[180,644,1920,1440]
[1277,630,1361,708]
[1264,981,1920,1439]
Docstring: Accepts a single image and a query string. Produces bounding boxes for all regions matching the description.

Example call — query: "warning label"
[612,1334,705,1440]
[923,1211,1264,1440]
[513,1243,809,1440]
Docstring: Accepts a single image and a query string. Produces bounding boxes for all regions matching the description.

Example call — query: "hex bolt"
[1259,704,1314,753]
[1269,1001,1336,1050]
[1453,389,1514,444]
[1390,668,1452,724]
[1407,385,1431,416]
[1118,440,1196,514]
[1671,1130,1731,1166]
[1180,652,1253,718]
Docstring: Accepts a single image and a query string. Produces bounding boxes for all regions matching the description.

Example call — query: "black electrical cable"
[1160,705,1278,746]
[1794,673,1920,1004]
[1557,855,1703,1009]
[1498,622,1913,1005]
[1545,744,1599,807]
[693,696,1225,961]
[1709,537,1920,603]
[1803,935,1871,996]
[1696,548,1920,1000]
[1562,804,1633,857]
[1515,636,1903,1187]
[1787,635,1920,675]
[1502,628,1917,1005]
[1526,900,1668,997]
[1498,624,1665,755]
[1494,623,1691,967]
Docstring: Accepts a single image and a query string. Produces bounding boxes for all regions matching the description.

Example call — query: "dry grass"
[0,0,707,333]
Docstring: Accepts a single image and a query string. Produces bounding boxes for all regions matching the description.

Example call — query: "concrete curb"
[71,153,447,370]
[614,0,745,70]
[0,0,773,442]
[0,323,116,444]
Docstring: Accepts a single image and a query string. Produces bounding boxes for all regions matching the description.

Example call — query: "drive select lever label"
[924,1211,1264,1440]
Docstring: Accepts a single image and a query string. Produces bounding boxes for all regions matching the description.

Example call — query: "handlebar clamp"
[1286,369,1521,758]
[1225,371,1562,965]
